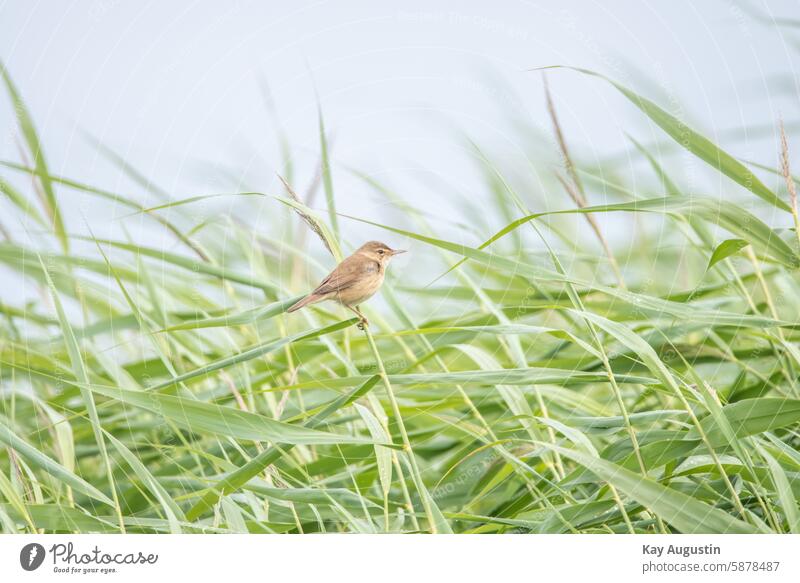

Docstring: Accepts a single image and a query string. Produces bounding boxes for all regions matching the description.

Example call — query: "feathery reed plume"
[544,75,626,288]
[278,174,336,259]
[779,119,800,251]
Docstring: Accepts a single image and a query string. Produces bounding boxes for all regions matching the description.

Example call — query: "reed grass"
[1,59,799,534]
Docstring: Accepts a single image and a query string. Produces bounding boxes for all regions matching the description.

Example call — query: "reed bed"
[1,60,799,534]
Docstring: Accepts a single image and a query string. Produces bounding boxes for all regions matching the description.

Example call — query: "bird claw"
[357,317,369,330]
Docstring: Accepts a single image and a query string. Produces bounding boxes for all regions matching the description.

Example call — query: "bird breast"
[337,265,384,306]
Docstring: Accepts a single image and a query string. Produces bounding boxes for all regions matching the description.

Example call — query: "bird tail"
[287,294,323,313]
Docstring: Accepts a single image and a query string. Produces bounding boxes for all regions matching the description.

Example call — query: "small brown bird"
[288,241,406,328]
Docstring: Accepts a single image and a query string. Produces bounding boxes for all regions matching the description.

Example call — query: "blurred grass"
[1,56,800,534]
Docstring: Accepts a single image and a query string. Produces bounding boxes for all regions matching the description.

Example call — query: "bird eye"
[378,249,384,255]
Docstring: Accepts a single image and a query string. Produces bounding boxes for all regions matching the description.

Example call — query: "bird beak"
[390,249,407,255]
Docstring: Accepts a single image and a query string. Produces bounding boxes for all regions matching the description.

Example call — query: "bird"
[287,241,406,328]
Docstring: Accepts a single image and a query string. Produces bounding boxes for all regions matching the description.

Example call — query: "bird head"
[356,241,406,265]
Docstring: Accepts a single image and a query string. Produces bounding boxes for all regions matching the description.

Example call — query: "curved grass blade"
[424,192,799,284]
[149,317,357,391]
[483,197,797,269]
[627,133,682,197]
[0,62,68,250]
[0,160,212,262]
[354,403,393,497]
[37,256,122,526]
[83,237,277,294]
[277,367,657,392]
[756,442,800,533]
[0,422,113,506]
[245,483,382,510]
[163,295,303,331]
[186,375,381,520]
[707,239,750,271]
[275,193,343,261]
[104,431,185,533]
[692,398,800,447]
[318,105,339,239]
[0,175,46,227]
[130,192,264,216]
[0,503,117,533]
[344,214,793,327]
[542,444,759,533]
[539,66,790,212]
[84,382,378,446]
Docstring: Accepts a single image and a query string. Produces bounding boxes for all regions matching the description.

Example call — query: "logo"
[18,542,158,575]
[20,543,46,571]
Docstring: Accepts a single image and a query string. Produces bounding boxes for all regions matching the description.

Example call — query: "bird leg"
[347,305,369,329]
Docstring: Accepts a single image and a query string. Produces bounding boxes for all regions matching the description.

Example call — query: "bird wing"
[312,256,379,296]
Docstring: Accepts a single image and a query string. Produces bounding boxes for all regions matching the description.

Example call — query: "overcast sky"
[1,1,798,252]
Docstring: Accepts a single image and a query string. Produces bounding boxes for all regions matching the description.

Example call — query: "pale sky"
[0,1,798,257]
